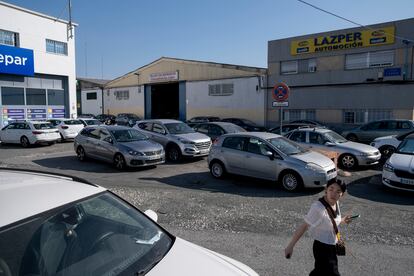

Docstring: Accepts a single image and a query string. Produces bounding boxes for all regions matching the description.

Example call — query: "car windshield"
[111,129,148,142]
[267,137,307,155]
[165,123,195,134]
[0,192,173,276]
[324,131,347,143]
[396,138,414,155]
[33,123,55,130]
[63,120,83,125]
[221,124,246,133]
[241,119,257,125]
[85,120,101,125]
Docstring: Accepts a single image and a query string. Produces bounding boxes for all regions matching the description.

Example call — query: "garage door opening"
[150,83,179,119]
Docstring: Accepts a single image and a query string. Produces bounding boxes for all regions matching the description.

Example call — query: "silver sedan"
[74,125,165,170]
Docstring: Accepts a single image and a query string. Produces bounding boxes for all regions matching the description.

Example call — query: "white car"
[47,118,85,141]
[0,121,60,147]
[382,134,414,192]
[370,130,414,160]
[0,169,259,276]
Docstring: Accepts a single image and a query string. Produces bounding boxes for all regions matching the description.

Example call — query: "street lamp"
[133,72,140,93]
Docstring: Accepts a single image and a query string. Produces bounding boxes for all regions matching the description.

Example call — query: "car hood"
[118,139,163,151]
[389,153,414,171]
[293,150,334,168]
[374,135,397,142]
[148,238,258,276]
[172,132,211,142]
[335,141,379,153]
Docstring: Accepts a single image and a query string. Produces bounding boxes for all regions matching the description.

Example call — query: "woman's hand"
[284,245,294,259]
[342,215,352,224]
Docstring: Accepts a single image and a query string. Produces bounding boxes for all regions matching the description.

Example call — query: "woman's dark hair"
[327,179,347,193]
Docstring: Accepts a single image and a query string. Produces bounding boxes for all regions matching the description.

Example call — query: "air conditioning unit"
[308,66,316,72]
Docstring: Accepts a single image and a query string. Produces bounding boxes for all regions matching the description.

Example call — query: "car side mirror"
[104,137,113,144]
[144,209,158,222]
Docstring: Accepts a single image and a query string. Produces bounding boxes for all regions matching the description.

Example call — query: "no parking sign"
[272,82,290,102]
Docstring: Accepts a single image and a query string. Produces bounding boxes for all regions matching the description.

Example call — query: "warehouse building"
[104,57,267,125]
[267,18,414,128]
[76,78,110,116]
[0,1,77,127]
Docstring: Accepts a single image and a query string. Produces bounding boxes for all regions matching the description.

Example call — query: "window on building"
[208,83,234,96]
[281,59,316,75]
[86,92,97,100]
[283,109,316,122]
[343,109,392,124]
[345,51,394,70]
[26,88,46,105]
[281,61,298,75]
[46,39,68,55]
[48,89,64,105]
[367,109,392,121]
[0,29,19,46]
[1,87,24,105]
[115,90,129,100]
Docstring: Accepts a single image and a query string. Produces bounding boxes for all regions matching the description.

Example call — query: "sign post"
[272,83,290,135]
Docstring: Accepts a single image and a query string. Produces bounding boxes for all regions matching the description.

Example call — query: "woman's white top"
[304,201,341,245]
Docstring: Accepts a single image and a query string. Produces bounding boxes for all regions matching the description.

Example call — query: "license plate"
[147,155,160,160]
[200,149,209,154]
[400,178,414,185]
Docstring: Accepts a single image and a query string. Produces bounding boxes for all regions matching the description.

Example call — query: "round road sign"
[272,83,290,102]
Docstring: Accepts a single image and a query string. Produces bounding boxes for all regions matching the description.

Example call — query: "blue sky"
[4,0,414,79]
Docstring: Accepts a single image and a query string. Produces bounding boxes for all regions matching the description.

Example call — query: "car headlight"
[128,150,144,156]
[179,139,195,145]
[358,152,371,156]
[305,163,325,173]
[383,162,394,172]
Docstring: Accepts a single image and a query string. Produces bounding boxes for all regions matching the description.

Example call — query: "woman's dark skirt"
[309,239,340,276]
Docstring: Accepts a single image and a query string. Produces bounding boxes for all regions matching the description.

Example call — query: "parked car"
[382,134,414,192]
[74,125,165,170]
[269,123,316,135]
[370,130,414,160]
[78,118,103,127]
[192,122,246,142]
[0,121,60,147]
[289,119,325,126]
[115,113,141,127]
[135,119,211,162]
[77,113,95,118]
[208,132,337,191]
[341,119,414,143]
[221,118,266,132]
[186,116,221,124]
[47,118,85,141]
[0,169,259,276]
[95,114,116,125]
[285,127,381,169]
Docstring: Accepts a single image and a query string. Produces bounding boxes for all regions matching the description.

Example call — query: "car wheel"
[76,146,86,161]
[280,171,302,192]
[340,154,357,170]
[210,161,226,178]
[346,134,358,142]
[167,145,182,162]
[379,145,396,160]
[20,136,30,148]
[114,153,127,170]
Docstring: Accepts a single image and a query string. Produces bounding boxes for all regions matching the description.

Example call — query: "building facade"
[104,57,267,125]
[267,18,414,128]
[0,1,77,127]
[77,78,109,116]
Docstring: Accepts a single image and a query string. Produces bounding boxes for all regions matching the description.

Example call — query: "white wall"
[0,2,77,116]
[104,85,145,117]
[81,89,102,115]
[186,77,265,125]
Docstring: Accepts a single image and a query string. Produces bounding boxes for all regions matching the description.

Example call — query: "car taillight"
[32,131,43,135]
[61,125,69,129]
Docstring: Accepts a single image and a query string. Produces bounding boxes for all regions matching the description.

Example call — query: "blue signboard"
[5,108,25,114]
[52,108,65,113]
[27,108,46,114]
[384,68,401,77]
[7,114,25,119]
[0,44,34,76]
[52,114,65,118]
[29,114,46,119]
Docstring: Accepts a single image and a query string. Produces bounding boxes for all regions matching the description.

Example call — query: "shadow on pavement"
[346,173,414,205]
[141,172,323,198]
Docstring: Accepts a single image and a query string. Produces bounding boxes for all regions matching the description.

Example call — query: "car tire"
[76,146,86,161]
[20,136,30,148]
[280,171,303,192]
[379,145,396,161]
[167,145,182,162]
[339,154,357,170]
[346,134,358,142]
[210,160,226,179]
[114,153,127,170]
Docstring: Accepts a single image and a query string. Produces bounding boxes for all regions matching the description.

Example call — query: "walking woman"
[284,180,352,275]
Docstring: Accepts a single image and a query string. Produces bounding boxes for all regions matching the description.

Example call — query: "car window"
[88,128,101,139]
[195,124,209,134]
[64,120,83,125]
[399,121,412,130]
[209,125,224,136]
[364,122,381,130]
[138,122,152,131]
[165,123,195,134]
[267,137,307,155]
[309,132,326,145]
[5,123,17,130]
[153,123,166,134]
[222,136,247,151]
[33,123,55,130]
[289,131,306,143]
[99,129,111,141]
[247,138,272,155]
[396,138,414,155]
[110,129,148,142]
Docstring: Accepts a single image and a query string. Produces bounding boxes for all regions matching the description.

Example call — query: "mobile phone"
[350,214,360,219]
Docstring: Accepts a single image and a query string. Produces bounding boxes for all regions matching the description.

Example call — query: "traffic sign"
[272,101,289,107]
[272,83,290,102]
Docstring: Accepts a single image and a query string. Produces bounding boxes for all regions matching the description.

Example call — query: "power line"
[296,0,413,42]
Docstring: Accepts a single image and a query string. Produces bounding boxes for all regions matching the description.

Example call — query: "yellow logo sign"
[291,26,395,55]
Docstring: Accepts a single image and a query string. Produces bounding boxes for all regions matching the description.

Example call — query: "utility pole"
[67,0,73,40]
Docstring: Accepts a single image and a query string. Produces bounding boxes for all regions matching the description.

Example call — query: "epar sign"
[0,44,34,76]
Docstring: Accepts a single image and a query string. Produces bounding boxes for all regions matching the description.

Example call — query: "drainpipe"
[402,39,412,80]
